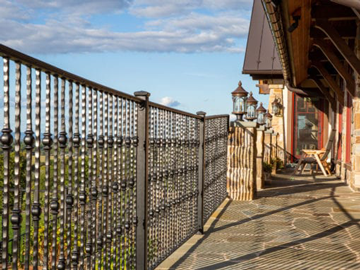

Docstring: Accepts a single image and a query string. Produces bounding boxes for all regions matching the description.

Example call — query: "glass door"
[293,95,324,159]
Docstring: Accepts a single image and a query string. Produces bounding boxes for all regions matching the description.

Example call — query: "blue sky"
[0,0,269,118]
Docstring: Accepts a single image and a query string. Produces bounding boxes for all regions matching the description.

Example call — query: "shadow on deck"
[157,172,360,269]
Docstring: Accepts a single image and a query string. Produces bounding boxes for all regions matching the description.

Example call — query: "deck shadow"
[165,177,358,269]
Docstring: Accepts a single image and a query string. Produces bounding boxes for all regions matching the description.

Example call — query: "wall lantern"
[265,110,273,129]
[231,81,248,121]
[271,96,282,116]
[256,102,267,125]
[245,92,258,121]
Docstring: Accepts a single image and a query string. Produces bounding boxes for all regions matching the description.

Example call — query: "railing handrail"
[0,43,141,102]
[0,44,232,120]
[204,114,229,120]
[149,101,202,119]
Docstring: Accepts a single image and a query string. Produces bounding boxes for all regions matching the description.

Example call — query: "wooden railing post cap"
[232,121,257,128]
[265,128,274,134]
[134,91,151,99]
[196,111,206,117]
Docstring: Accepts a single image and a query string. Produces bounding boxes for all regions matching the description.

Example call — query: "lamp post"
[245,92,258,121]
[256,102,267,125]
[265,110,273,129]
[231,81,248,121]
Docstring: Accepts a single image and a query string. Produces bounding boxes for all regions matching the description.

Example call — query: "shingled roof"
[242,0,283,78]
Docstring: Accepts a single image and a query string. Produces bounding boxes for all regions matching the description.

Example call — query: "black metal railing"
[203,116,229,224]
[146,106,200,269]
[0,44,229,270]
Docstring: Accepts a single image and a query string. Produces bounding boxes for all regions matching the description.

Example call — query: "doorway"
[293,95,325,159]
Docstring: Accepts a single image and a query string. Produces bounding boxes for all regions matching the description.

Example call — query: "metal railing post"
[227,115,230,132]
[134,91,150,270]
[196,111,206,234]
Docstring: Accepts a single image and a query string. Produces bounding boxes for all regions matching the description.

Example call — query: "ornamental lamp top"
[246,92,258,105]
[231,81,248,97]
[272,98,279,106]
[256,102,267,113]
[265,110,273,119]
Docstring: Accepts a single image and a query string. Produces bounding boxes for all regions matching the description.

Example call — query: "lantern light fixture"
[231,81,248,121]
[271,96,282,116]
[256,102,267,125]
[245,92,258,121]
[265,110,273,129]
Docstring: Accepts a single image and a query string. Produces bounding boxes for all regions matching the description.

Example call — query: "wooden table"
[293,149,329,176]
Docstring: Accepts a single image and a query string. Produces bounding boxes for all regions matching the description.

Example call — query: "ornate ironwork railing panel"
[0,45,140,270]
[147,105,201,270]
[203,115,229,224]
[0,44,230,270]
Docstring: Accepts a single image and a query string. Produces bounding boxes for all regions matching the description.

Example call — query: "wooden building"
[243,0,360,189]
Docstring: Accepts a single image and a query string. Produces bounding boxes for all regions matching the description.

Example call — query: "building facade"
[243,0,360,190]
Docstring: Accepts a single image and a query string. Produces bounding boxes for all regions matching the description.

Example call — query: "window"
[293,95,324,158]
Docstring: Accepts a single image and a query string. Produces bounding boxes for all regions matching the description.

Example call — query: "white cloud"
[0,0,251,54]
[0,13,248,53]
[160,97,180,107]
[203,0,253,10]
[131,0,201,17]
[0,0,32,20]
[146,12,249,38]
[131,0,252,17]
[16,0,133,15]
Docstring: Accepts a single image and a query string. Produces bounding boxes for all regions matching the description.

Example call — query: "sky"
[0,0,269,119]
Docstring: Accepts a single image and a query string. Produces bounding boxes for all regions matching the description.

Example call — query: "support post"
[272,132,278,174]
[264,129,273,164]
[196,111,206,234]
[263,129,273,181]
[227,121,257,201]
[256,126,265,190]
[134,91,150,270]
[350,21,360,189]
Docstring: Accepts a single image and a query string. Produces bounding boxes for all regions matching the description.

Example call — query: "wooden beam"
[309,50,332,62]
[286,87,324,97]
[331,0,360,10]
[309,76,337,109]
[352,8,360,19]
[310,27,356,40]
[312,4,357,21]
[312,38,355,96]
[310,61,345,105]
[256,82,270,94]
[288,0,312,85]
[315,20,360,81]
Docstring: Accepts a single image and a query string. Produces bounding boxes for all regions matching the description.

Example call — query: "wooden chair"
[293,129,336,176]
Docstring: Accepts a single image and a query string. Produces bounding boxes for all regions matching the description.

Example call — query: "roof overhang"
[261,0,357,106]
[242,0,283,80]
